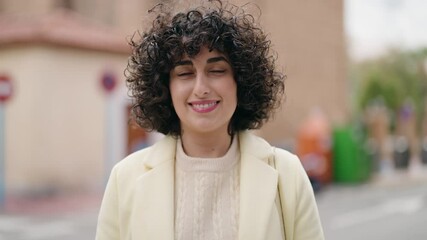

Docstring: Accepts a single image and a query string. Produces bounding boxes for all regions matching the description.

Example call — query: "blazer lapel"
[238,131,278,240]
[131,136,176,240]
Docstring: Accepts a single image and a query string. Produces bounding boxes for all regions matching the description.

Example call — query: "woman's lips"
[189,100,220,113]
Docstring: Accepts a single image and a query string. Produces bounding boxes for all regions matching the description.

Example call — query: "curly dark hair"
[126,0,285,136]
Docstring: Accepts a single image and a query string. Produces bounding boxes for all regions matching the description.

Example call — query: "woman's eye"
[177,72,193,77]
[210,69,226,74]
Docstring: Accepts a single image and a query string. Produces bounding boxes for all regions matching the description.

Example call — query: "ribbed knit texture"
[174,136,240,240]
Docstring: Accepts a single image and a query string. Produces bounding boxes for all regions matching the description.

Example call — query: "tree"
[354,48,427,133]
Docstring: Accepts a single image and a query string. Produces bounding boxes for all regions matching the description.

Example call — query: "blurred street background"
[1,0,427,239]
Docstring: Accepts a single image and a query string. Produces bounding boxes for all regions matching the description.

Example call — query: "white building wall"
[0,45,128,195]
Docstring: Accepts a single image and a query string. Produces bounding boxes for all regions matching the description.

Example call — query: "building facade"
[0,0,347,196]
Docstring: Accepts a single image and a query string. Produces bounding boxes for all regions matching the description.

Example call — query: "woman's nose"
[193,73,210,97]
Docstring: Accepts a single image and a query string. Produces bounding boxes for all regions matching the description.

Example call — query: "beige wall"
[0,45,128,195]
[255,0,348,145]
[0,0,55,15]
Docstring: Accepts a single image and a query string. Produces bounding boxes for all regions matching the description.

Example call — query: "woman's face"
[169,47,237,136]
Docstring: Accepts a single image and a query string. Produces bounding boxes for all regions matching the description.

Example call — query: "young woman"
[96,1,324,239]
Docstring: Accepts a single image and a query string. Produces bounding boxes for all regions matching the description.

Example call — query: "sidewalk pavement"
[0,192,102,240]
[369,163,427,187]
[317,166,427,240]
[0,192,102,215]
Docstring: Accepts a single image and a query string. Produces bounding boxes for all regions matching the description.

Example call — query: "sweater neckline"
[175,135,240,172]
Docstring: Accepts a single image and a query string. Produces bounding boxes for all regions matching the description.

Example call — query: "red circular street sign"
[101,71,117,93]
[0,75,13,102]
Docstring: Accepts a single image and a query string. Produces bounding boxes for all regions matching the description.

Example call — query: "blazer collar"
[132,135,177,240]
[238,130,274,160]
[238,131,278,240]
[143,134,177,170]
[142,131,274,168]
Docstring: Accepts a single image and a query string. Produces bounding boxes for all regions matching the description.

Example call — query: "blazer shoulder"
[272,147,308,184]
[273,148,301,168]
[112,134,176,176]
[273,149,324,240]
[121,145,156,165]
[111,146,153,177]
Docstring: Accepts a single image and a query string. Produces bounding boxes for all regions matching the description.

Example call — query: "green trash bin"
[332,126,371,183]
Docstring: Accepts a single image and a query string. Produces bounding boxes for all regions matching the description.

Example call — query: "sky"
[345,0,427,61]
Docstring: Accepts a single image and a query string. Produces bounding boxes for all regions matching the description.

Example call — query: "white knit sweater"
[174,136,240,240]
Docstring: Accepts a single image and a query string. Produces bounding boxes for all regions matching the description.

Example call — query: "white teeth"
[192,102,217,110]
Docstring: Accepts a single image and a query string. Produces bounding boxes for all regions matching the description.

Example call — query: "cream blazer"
[96,131,324,240]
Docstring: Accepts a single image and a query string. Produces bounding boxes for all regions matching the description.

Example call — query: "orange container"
[296,109,333,185]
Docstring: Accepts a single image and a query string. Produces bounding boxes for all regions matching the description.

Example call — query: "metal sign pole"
[105,95,114,185]
[0,104,5,208]
[0,75,13,209]
[101,71,117,185]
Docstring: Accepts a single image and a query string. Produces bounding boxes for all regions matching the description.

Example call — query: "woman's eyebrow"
[207,56,229,64]
[174,60,193,66]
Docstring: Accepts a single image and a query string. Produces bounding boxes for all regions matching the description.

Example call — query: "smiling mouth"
[189,101,220,112]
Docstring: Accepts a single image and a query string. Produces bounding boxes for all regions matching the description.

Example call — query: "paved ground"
[318,168,427,240]
[0,210,98,240]
[318,183,427,239]
[0,168,426,240]
[0,193,101,240]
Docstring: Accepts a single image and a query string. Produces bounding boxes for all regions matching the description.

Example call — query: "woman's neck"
[180,131,233,158]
